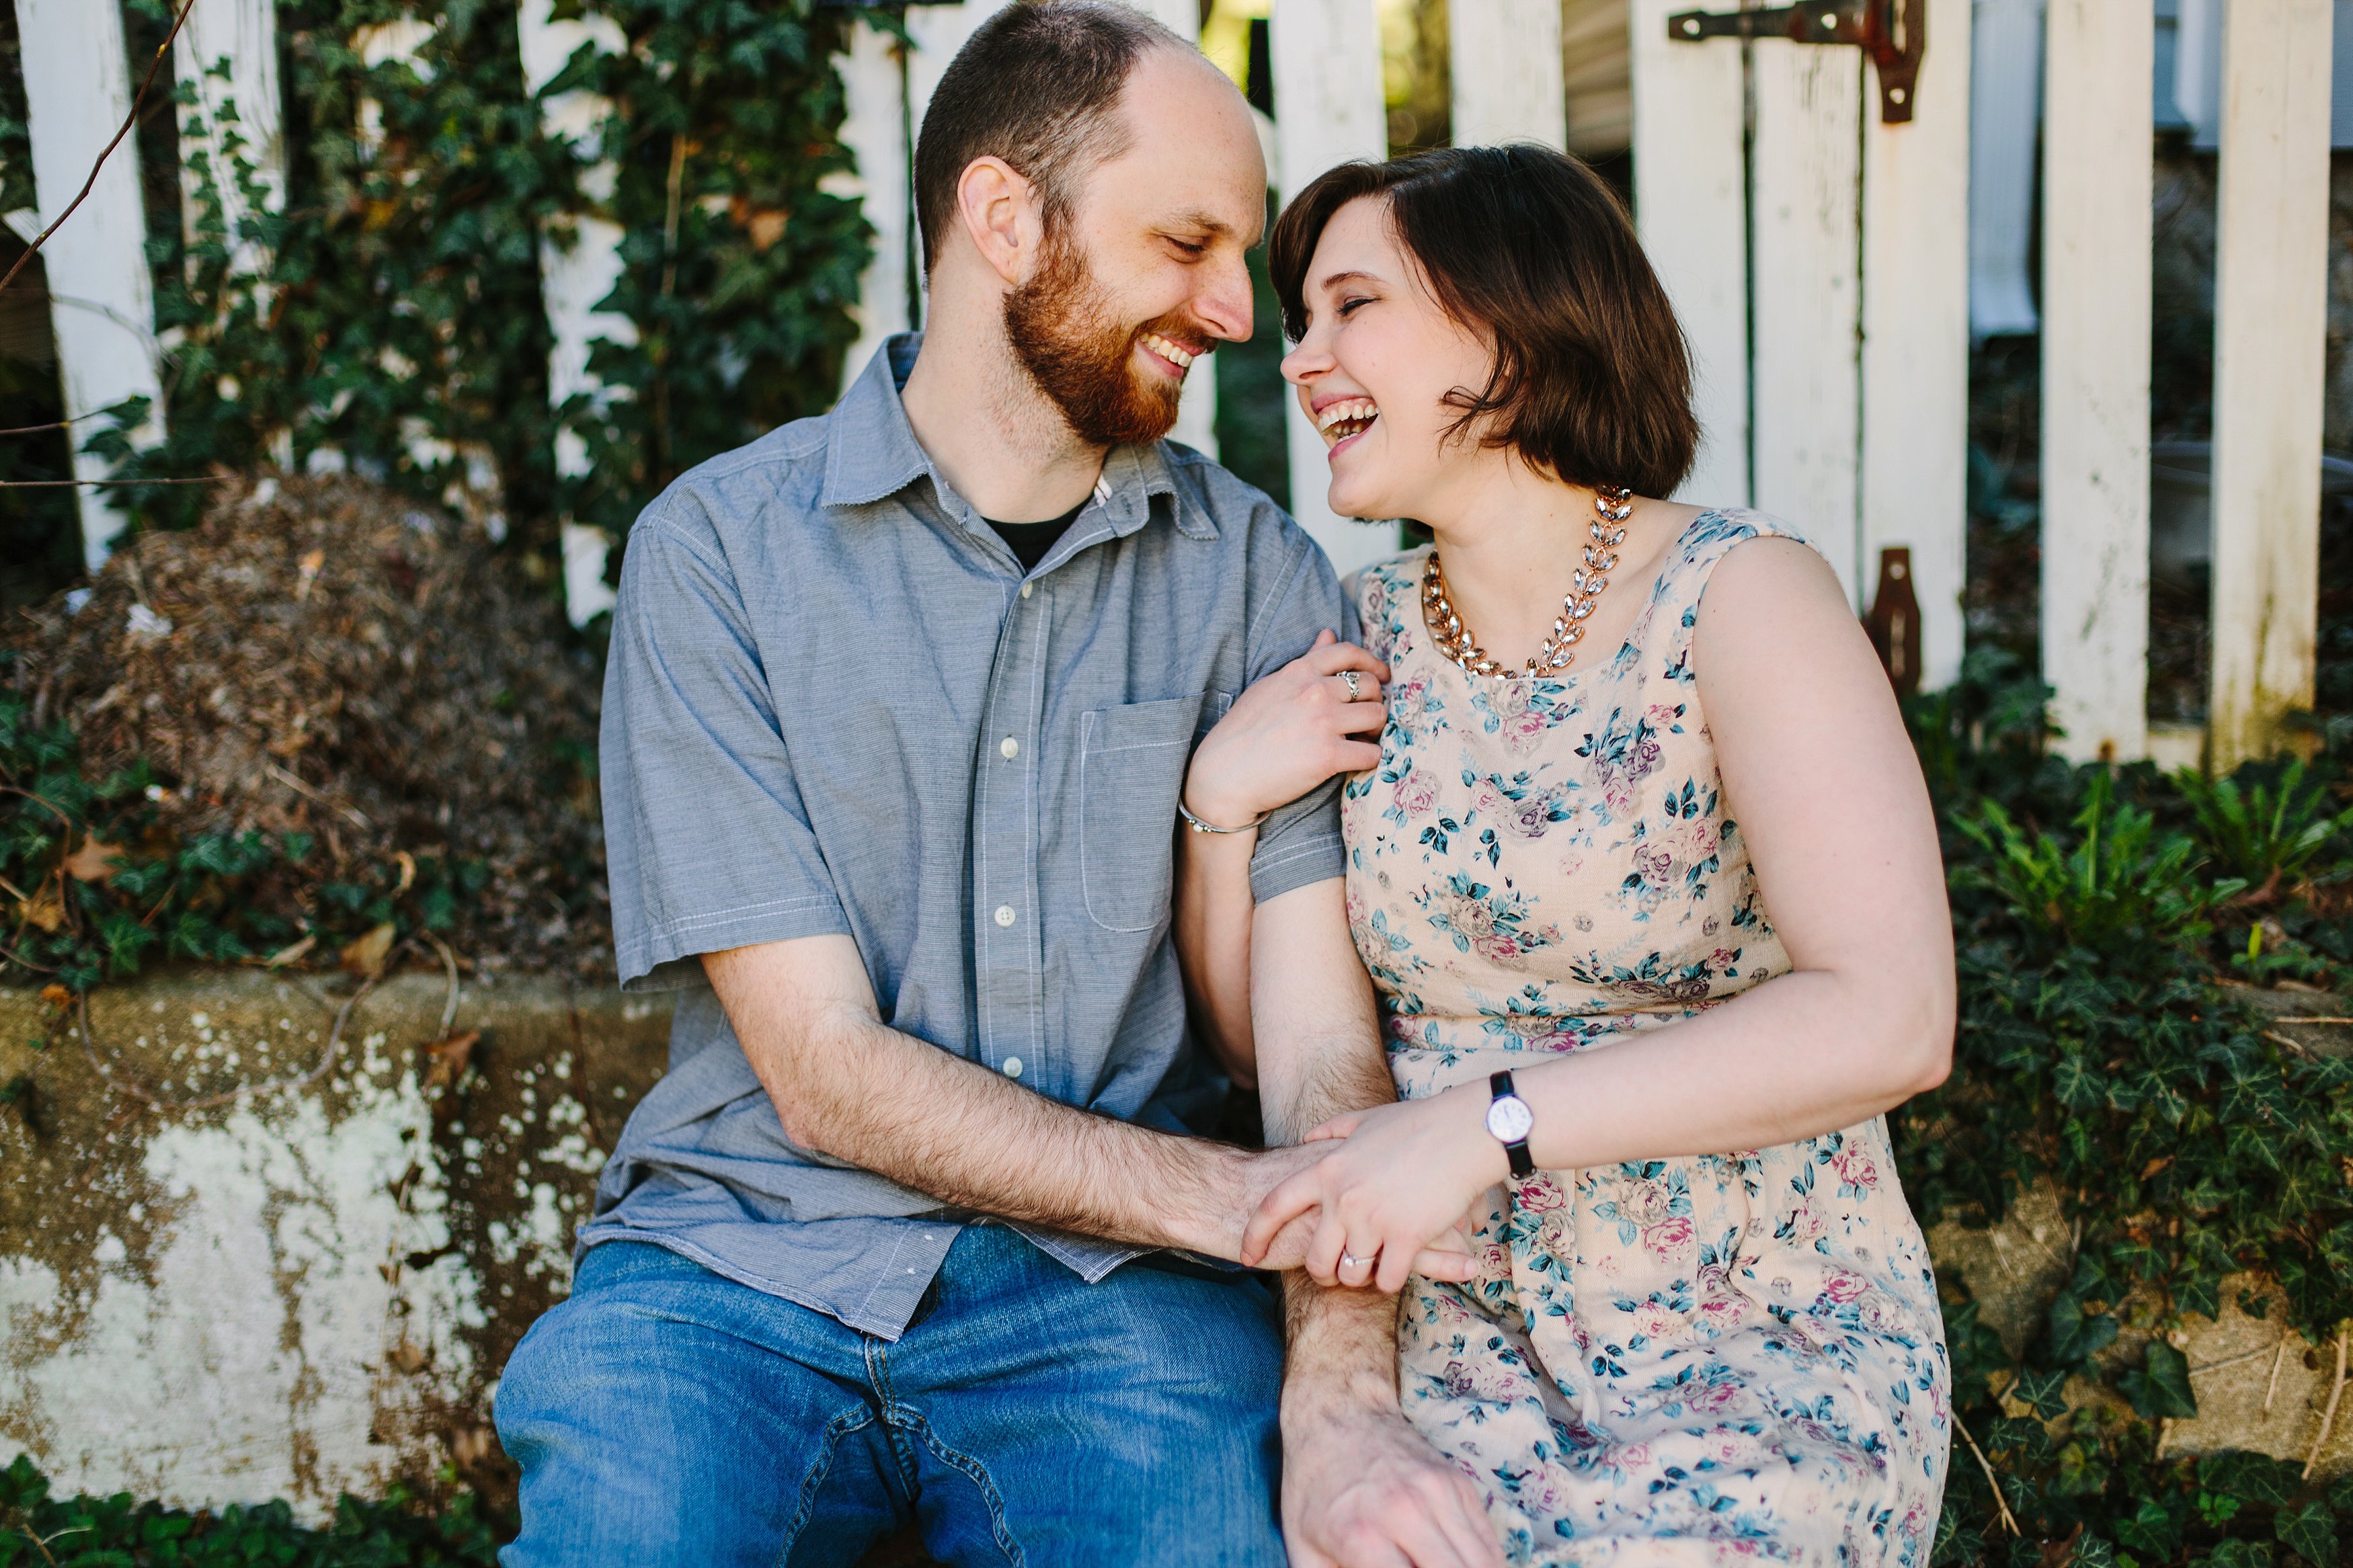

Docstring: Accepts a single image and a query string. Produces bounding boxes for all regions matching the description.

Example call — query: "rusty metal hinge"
[1666,0,1925,124]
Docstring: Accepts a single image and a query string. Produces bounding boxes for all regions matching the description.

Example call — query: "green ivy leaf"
[2174,1273,2223,1323]
[2048,1294,2122,1366]
[2199,1452,2301,1508]
[2116,1496,2183,1561]
[2274,1500,2336,1565]
[2198,1540,2273,1568]
[2117,1340,2197,1421]
[2012,1364,2071,1419]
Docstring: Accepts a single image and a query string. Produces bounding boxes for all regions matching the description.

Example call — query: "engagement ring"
[1340,671,1363,700]
[1341,1251,1365,1269]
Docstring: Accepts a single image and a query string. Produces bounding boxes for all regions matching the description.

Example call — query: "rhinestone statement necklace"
[1422,485,1634,679]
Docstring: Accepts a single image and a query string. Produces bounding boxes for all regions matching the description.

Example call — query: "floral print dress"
[1343,511,1950,1565]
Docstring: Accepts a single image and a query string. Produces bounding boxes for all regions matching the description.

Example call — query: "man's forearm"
[706,937,1261,1258]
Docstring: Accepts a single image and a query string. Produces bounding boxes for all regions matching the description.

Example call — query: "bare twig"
[2266,1335,2289,1413]
[1953,1415,2020,1536]
[0,0,200,299]
[2305,1323,2348,1481]
[0,477,234,489]
[264,762,374,830]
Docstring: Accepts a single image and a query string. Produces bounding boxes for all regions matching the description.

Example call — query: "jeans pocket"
[1078,693,1207,933]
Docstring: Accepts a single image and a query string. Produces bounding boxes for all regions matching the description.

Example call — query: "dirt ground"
[3,475,610,977]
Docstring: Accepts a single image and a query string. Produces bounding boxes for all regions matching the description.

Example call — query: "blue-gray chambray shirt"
[580,335,1351,1339]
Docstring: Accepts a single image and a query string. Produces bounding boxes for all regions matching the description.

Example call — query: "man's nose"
[1193,251,1254,344]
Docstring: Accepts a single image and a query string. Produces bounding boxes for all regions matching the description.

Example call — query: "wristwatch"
[1486,1070,1535,1178]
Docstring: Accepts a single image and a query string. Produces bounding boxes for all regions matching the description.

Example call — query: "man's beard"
[1002,234,1193,448]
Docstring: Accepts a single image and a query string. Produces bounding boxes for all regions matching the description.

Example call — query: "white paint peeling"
[0,1061,479,1517]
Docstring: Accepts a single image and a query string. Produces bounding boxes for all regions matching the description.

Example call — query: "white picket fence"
[3,0,2338,769]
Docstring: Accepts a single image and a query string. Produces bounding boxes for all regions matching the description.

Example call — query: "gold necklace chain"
[1421,486,1634,679]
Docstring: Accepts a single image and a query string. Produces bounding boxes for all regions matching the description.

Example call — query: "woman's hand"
[1185,630,1389,829]
[1238,1086,1506,1294]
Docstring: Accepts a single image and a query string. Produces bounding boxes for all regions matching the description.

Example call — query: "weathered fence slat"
[1270,0,1391,581]
[1629,0,1750,510]
[1449,0,1566,151]
[1861,0,1972,690]
[836,20,912,397]
[1749,42,1864,602]
[517,0,633,626]
[1966,0,2040,340]
[2040,0,2152,764]
[12,0,165,571]
[173,0,283,278]
[2207,0,2336,768]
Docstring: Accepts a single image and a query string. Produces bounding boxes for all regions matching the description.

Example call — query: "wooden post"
[1271,0,1391,580]
[1749,42,1863,602]
[1966,0,2040,339]
[1449,0,1566,151]
[835,19,911,398]
[517,0,634,625]
[2040,0,2151,764]
[1860,0,1970,690]
[1630,0,1749,509]
[2207,0,2334,769]
[13,0,165,571]
[173,0,284,277]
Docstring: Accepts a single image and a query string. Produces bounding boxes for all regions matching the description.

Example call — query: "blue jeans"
[494,1227,1286,1567]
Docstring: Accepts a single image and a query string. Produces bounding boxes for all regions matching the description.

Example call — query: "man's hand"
[1283,1403,1503,1568]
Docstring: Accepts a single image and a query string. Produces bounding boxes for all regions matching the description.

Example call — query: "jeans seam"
[902,1411,1027,1567]
[774,1401,877,1568]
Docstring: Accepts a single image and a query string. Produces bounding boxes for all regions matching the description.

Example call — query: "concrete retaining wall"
[0,971,2341,1521]
[0,969,668,1515]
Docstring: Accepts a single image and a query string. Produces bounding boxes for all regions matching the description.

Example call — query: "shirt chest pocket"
[1078,694,1209,934]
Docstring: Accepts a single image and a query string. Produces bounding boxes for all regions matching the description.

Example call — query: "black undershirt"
[984,503,1084,574]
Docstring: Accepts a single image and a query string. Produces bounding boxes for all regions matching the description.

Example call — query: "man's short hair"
[914,0,1181,273]
[1269,146,1701,501]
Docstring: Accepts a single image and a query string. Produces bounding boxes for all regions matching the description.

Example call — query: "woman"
[1176,147,1954,1563]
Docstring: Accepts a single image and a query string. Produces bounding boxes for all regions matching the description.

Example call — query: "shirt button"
[1002,1057,1025,1079]
[1019,581,1034,600]
[1000,737,1019,760]
[994,905,1016,927]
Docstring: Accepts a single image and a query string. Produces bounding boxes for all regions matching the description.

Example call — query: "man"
[493,6,1500,1565]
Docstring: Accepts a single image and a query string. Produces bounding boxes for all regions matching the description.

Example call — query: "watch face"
[1486,1094,1534,1143]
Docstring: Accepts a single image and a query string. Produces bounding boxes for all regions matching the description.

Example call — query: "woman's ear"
[955,156,1041,288]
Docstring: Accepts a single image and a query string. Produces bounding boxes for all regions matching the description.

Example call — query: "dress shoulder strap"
[1631,507,1829,684]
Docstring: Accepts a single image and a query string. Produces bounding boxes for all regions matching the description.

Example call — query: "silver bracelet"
[1178,800,1269,835]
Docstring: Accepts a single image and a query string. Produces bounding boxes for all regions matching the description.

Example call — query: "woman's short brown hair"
[1269,145,1700,499]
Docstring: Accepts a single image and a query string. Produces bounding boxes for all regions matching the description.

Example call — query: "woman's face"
[1279,195,1498,523]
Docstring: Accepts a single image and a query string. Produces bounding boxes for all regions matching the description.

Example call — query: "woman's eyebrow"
[1317,268,1382,294]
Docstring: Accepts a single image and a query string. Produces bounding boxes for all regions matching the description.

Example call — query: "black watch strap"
[1488,1069,1535,1178]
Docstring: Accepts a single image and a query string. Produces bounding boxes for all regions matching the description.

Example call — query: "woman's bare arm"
[1243,536,1956,1287]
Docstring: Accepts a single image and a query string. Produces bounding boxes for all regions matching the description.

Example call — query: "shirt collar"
[819,333,1215,542]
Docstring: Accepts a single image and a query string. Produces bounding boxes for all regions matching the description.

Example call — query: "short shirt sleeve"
[1241,522,1353,905]
[601,511,852,990]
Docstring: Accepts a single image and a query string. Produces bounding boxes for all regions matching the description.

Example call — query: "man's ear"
[955,156,1042,288]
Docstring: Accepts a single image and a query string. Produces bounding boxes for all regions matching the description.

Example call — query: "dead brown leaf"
[392,850,415,896]
[61,835,125,882]
[38,985,71,1009]
[420,1029,480,1093]
[340,921,397,978]
[263,933,316,968]
[14,888,63,933]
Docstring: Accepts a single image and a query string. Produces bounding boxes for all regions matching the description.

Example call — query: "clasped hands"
[1236,1083,1509,1294]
